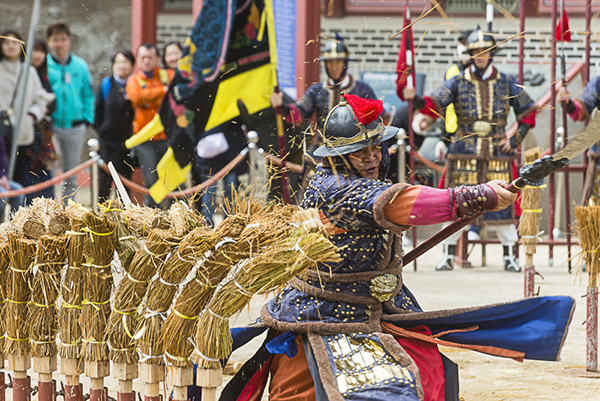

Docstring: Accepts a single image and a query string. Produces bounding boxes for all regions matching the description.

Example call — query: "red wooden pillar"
[296,0,321,97]
[131,0,158,51]
[192,0,204,20]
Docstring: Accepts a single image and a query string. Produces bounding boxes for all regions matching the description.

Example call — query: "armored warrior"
[216,94,573,401]
[405,28,538,272]
[558,78,600,204]
[270,34,378,132]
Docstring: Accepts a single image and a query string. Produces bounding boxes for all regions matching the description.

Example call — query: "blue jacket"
[47,53,95,129]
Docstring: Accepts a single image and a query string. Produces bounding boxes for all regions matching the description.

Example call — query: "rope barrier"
[100,148,249,198]
[0,158,94,198]
[263,153,304,173]
[0,144,303,201]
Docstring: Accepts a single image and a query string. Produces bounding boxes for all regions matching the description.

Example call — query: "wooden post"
[587,258,598,372]
[8,355,31,401]
[168,366,193,401]
[524,253,535,298]
[114,363,138,401]
[196,368,223,401]
[33,356,57,401]
[0,354,5,401]
[140,363,164,401]
[61,358,84,401]
[454,232,471,268]
[85,360,109,401]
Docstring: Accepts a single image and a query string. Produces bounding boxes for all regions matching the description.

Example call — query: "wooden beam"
[131,0,158,51]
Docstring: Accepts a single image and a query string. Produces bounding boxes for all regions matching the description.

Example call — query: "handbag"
[0,77,19,142]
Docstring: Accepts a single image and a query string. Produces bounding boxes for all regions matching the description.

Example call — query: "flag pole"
[559,0,573,272]
[403,5,418,270]
[274,86,291,205]
[265,0,290,204]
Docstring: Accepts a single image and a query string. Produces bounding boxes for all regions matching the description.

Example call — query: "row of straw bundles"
[194,211,340,369]
[107,228,180,364]
[161,197,264,368]
[81,211,116,362]
[59,203,89,359]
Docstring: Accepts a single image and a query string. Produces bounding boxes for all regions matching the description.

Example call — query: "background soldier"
[405,27,538,272]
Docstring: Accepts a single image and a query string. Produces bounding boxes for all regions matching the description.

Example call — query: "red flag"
[396,4,415,101]
[556,10,571,42]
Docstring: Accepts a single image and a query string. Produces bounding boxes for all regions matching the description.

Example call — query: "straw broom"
[80,211,116,362]
[30,234,66,358]
[194,225,340,369]
[5,233,36,356]
[59,203,89,360]
[106,228,180,364]
[518,147,542,297]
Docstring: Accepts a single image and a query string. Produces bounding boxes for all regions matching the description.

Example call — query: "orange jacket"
[126,67,174,139]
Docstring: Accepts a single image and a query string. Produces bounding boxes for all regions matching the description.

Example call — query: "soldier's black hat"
[465,26,497,53]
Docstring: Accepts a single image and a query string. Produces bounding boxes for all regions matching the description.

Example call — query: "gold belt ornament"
[369,273,398,302]
[473,121,492,137]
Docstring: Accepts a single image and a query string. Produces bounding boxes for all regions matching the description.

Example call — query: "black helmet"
[321,34,351,61]
[465,27,496,54]
[314,94,399,157]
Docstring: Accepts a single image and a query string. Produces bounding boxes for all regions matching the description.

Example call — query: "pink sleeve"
[569,99,585,122]
[283,105,303,126]
[383,186,454,226]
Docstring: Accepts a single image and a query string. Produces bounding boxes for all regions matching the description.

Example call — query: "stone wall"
[0,0,132,85]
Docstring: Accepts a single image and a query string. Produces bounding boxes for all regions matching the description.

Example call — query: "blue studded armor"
[263,163,422,337]
[430,67,536,224]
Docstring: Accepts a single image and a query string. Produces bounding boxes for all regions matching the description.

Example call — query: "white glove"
[434,141,447,160]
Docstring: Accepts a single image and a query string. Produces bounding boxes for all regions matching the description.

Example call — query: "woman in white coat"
[0,30,48,216]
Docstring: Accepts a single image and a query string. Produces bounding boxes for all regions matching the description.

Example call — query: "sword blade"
[553,112,600,161]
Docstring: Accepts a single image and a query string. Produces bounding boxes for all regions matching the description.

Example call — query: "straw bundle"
[162,203,295,367]
[138,226,213,365]
[121,204,166,237]
[518,147,542,255]
[107,228,180,364]
[30,198,70,236]
[5,233,36,356]
[575,206,600,287]
[194,214,340,369]
[0,238,9,352]
[80,211,115,361]
[168,201,204,236]
[30,234,66,358]
[101,203,141,273]
[161,213,256,367]
[58,203,88,359]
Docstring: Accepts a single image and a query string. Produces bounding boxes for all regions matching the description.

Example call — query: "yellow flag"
[149,147,192,204]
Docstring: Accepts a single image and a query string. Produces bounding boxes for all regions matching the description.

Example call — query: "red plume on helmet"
[343,93,384,125]
[420,97,439,120]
